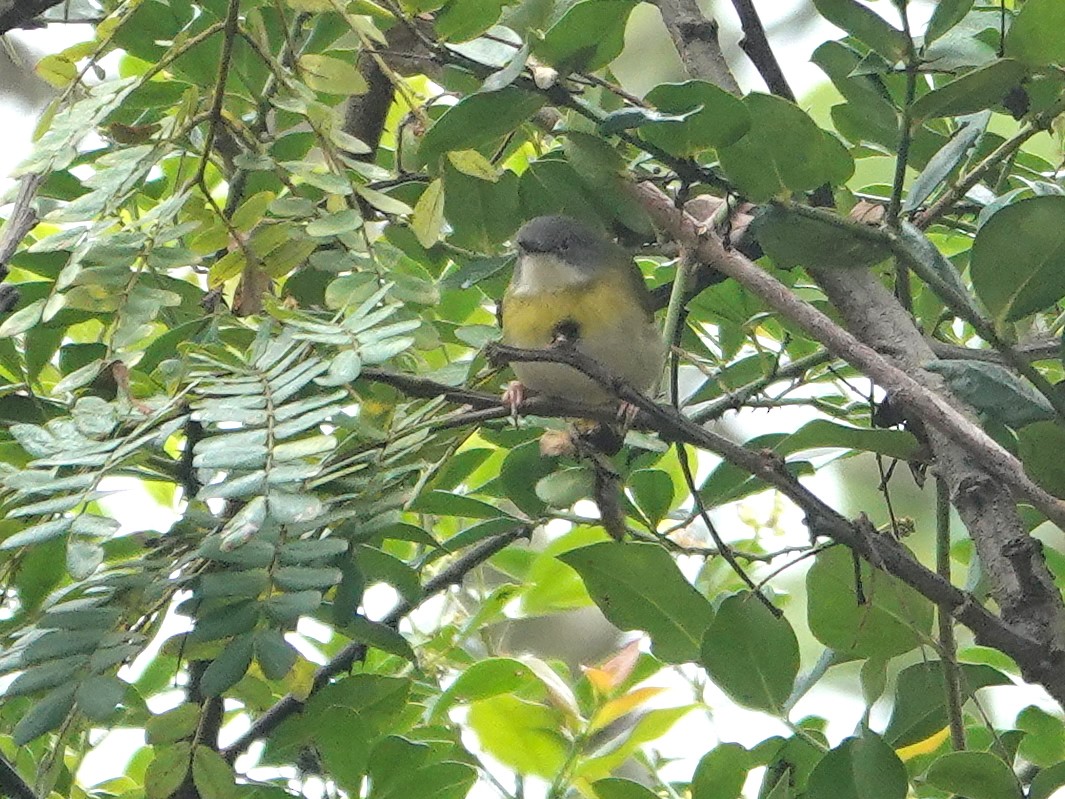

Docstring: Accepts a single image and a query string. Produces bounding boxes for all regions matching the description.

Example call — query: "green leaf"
[298,54,368,95]
[910,59,1026,119]
[535,467,594,508]
[199,634,254,696]
[806,546,934,659]
[639,80,750,155]
[418,87,545,165]
[923,751,1023,799]
[534,0,638,72]
[812,0,909,61]
[751,204,891,270]
[13,683,76,744]
[924,359,1054,428]
[1030,761,1065,799]
[971,195,1065,321]
[926,0,975,44]
[193,745,241,799]
[435,0,506,42]
[1017,705,1065,767]
[146,703,201,745]
[412,178,445,248]
[718,94,854,201]
[884,661,1010,746]
[343,616,415,661]
[467,694,568,777]
[592,778,660,799]
[0,298,46,338]
[700,592,797,713]
[805,732,908,799]
[1005,0,1065,67]
[367,736,477,799]
[903,112,987,212]
[560,542,715,663]
[628,469,674,527]
[75,674,126,720]
[1023,420,1065,496]
[432,658,540,721]
[691,743,749,799]
[255,629,298,680]
[145,742,193,799]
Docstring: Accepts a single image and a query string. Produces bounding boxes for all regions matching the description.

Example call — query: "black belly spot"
[552,318,580,344]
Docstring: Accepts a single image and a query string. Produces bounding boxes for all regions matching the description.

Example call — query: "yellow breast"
[501,275,664,402]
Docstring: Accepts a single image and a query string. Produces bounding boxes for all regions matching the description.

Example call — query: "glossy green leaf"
[192,745,241,799]
[199,634,254,696]
[718,94,854,201]
[812,0,909,61]
[926,0,975,44]
[691,743,750,799]
[534,0,638,72]
[971,195,1065,321]
[805,732,907,799]
[145,742,193,799]
[1005,0,1065,66]
[75,674,126,720]
[639,80,750,155]
[924,751,1023,799]
[924,359,1054,428]
[418,88,545,166]
[560,542,714,663]
[467,694,568,777]
[910,59,1026,119]
[882,661,1010,746]
[432,658,539,721]
[592,778,660,799]
[807,546,934,659]
[701,592,797,713]
[751,203,891,269]
[13,683,76,744]
[145,703,201,745]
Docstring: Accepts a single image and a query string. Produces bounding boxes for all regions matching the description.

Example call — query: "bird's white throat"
[510,253,592,296]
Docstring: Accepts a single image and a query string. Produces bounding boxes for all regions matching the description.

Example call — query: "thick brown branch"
[635,182,1065,532]
[484,342,1059,696]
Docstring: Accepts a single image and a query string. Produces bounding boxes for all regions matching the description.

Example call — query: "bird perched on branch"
[498,215,666,539]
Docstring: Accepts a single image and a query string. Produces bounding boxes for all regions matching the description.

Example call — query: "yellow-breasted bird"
[499,215,666,539]
[500,215,665,410]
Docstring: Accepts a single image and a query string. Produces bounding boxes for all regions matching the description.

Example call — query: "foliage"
[3,0,1065,798]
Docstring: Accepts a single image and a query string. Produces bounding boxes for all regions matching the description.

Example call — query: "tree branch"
[482,341,1064,702]
[635,182,1065,532]
[650,0,741,94]
[728,0,795,101]
[221,525,531,762]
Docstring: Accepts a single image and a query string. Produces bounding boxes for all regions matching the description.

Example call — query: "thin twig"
[937,477,967,751]
[728,0,795,101]
[221,525,531,761]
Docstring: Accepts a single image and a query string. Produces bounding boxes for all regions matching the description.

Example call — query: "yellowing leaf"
[299,54,368,95]
[412,178,444,248]
[36,55,77,87]
[584,640,642,695]
[895,726,951,761]
[447,150,501,182]
[589,686,666,732]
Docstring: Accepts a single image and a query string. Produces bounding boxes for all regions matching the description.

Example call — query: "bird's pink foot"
[502,381,529,425]
[617,401,640,429]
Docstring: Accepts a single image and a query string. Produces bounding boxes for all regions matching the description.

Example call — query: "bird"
[499,215,665,413]
[498,215,666,540]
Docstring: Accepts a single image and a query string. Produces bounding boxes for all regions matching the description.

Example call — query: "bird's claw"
[502,381,527,427]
